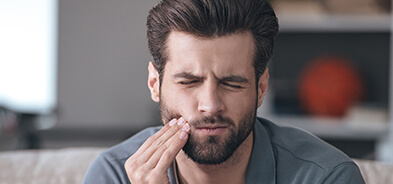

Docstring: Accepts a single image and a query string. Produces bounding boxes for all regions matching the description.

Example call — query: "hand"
[124,117,190,184]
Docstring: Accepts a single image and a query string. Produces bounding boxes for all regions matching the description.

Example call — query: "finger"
[124,121,190,183]
[132,118,187,164]
[146,122,190,169]
[154,123,190,171]
[136,118,187,165]
[132,118,179,159]
[124,118,182,178]
[149,117,187,149]
[135,118,177,154]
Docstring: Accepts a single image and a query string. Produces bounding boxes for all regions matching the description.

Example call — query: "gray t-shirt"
[83,117,365,184]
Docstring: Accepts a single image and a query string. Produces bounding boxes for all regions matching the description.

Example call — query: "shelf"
[277,14,392,32]
[264,115,390,140]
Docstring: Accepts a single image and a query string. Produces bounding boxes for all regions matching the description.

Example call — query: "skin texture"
[125,31,269,184]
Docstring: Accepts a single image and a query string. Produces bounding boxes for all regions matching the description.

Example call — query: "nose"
[197,82,225,116]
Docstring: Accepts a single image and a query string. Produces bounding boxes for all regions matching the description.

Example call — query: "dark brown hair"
[147,0,278,82]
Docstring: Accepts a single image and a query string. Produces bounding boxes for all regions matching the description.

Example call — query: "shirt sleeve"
[322,162,365,184]
[82,153,130,184]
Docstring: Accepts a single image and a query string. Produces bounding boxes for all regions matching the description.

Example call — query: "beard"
[159,101,256,165]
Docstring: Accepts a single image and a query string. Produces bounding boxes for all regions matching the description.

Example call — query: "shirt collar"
[245,118,276,184]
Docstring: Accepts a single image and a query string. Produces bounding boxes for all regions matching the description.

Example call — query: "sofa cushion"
[354,159,393,184]
[0,147,105,184]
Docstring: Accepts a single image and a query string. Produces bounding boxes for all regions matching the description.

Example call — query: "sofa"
[0,147,392,184]
[0,148,105,184]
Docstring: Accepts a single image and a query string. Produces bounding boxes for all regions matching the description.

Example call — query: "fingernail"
[169,119,177,126]
[182,123,189,131]
[179,132,187,139]
[177,117,185,125]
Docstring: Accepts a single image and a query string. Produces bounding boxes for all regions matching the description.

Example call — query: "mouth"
[193,126,228,136]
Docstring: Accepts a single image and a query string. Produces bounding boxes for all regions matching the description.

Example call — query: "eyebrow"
[173,72,203,80]
[221,75,249,83]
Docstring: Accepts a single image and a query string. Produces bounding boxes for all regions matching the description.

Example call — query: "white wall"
[56,0,160,130]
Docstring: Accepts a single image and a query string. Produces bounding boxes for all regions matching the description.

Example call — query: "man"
[83,0,365,183]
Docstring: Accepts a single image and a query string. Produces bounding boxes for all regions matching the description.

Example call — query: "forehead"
[164,31,255,78]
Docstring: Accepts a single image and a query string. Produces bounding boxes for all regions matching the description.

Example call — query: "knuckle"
[154,139,165,148]
[162,150,173,160]
[150,170,161,178]
[159,143,168,151]
[124,161,132,172]
[134,167,148,182]
[149,171,168,184]
[125,164,136,176]
[124,157,137,170]
[148,136,166,148]
[145,136,156,145]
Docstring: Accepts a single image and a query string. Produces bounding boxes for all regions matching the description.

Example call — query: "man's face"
[148,31,268,165]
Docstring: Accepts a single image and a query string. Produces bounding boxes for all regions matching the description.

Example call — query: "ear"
[257,68,269,108]
[148,62,160,103]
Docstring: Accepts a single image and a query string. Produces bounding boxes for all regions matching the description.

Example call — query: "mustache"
[161,107,234,127]
[188,115,235,127]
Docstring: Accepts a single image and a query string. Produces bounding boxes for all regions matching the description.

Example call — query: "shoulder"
[82,126,162,184]
[256,117,364,183]
[103,126,162,161]
[257,117,351,168]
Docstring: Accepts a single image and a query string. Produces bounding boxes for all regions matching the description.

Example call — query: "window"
[0,0,57,114]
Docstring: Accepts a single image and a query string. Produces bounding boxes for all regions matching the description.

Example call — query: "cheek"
[224,89,257,118]
[161,87,197,118]
[226,88,257,107]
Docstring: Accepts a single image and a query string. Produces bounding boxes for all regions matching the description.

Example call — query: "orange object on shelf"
[298,56,365,117]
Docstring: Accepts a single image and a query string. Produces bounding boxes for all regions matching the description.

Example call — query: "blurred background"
[0,0,392,163]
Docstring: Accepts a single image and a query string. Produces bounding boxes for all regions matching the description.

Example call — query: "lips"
[194,126,228,135]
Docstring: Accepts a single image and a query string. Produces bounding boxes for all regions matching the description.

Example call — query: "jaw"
[175,131,254,184]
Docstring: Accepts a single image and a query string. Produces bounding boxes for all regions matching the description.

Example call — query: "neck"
[175,131,254,184]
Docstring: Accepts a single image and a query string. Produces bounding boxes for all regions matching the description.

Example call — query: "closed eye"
[179,80,200,85]
[221,81,244,89]
[173,72,203,86]
[219,75,249,90]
